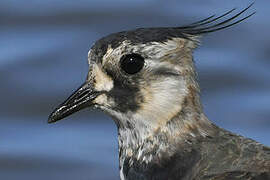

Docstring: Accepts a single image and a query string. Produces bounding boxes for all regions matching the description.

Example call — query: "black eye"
[120,54,145,75]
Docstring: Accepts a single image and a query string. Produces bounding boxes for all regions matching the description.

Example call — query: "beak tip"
[47,118,56,124]
[48,113,57,124]
[48,110,61,124]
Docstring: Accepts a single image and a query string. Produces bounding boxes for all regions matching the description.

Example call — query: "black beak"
[48,82,100,123]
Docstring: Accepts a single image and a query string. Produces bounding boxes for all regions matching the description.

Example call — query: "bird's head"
[49,6,254,133]
[48,27,200,127]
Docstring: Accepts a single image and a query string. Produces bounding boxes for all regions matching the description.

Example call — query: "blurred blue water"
[0,1,269,179]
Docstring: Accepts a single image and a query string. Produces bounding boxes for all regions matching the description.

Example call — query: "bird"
[48,4,270,180]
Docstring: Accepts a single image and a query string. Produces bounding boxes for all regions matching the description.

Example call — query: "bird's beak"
[48,82,100,123]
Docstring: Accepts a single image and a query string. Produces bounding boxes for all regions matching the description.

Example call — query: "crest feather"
[177,3,255,35]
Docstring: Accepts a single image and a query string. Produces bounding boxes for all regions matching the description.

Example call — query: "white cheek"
[94,94,115,108]
[93,94,107,104]
[92,64,114,92]
[134,78,187,127]
[95,80,113,92]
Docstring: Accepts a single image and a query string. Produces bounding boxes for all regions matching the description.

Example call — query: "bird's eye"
[120,54,145,75]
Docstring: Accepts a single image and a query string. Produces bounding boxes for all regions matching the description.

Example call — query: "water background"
[0,1,269,179]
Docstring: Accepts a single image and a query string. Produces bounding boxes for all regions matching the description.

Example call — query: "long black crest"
[178,3,255,35]
[90,3,255,56]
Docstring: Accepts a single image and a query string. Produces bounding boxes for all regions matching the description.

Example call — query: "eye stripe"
[153,68,180,77]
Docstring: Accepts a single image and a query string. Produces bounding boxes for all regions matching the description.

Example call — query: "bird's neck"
[117,92,217,179]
